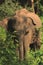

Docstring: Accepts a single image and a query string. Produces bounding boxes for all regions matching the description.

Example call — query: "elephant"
[7,9,41,60]
[0,18,9,30]
[0,9,42,61]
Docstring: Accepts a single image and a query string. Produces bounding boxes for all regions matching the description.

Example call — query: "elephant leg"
[36,31,41,49]
[19,34,24,61]
[32,29,41,50]
[16,47,19,58]
[24,29,33,58]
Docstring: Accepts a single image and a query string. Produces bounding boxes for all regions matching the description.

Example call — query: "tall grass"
[0,16,43,65]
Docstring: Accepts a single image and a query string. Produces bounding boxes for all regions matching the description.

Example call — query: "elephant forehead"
[15,9,42,28]
[15,8,28,15]
[14,15,24,23]
[14,15,32,27]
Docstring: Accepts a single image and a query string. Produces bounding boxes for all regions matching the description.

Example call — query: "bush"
[0,16,43,65]
[0,27,19,65]
[0,0,23,20]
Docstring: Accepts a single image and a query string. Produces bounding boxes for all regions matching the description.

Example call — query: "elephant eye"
[18,22,20,25]
[25,31,29,35]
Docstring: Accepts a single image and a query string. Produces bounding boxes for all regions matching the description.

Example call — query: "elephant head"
[15,9,42,29]
[6,13,36,60]
[7,14,35,36]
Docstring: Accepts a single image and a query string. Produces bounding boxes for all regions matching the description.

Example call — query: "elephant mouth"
[14,29,29,36]
[24,31,29,35]
[14,30,24,36]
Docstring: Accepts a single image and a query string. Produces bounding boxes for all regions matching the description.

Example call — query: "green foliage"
[40,17,43,44]
[39,4,43,16]
[0,0,43,20]
[0,27,6,41]
[0,0,22,20]
[0,27,19,65]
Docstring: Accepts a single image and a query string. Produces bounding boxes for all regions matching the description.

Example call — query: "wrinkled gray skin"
[7,15,41,61]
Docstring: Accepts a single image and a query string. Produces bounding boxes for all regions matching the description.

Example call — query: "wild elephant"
[0,9,42,61]
[14,9,42,50]
[7,9,41,60]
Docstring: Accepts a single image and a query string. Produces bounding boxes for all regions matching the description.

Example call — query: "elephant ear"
[0,18,9,30]
[28,17,36,26]
[27,12,42,29]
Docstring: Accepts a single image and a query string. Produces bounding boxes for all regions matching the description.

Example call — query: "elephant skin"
[0,18,9,30]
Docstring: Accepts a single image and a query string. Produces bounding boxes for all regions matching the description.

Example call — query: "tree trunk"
[34,0,40,14]
[31,0,35,13]
[36,0,39,14]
